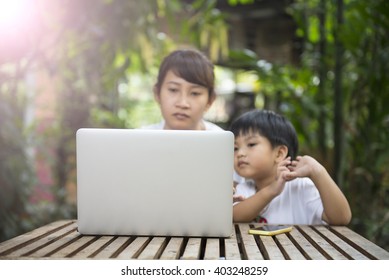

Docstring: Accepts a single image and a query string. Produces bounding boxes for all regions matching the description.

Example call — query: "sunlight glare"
[0,0,31,27]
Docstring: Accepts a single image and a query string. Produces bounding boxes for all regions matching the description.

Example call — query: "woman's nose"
[175,93,190,108]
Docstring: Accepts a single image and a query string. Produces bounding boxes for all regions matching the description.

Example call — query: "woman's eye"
[168,88,178,93]
[191,91,201,96]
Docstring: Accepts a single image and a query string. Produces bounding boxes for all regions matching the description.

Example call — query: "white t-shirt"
[141,120,245,184]
[234,178,325,225]
[141,120,224,131]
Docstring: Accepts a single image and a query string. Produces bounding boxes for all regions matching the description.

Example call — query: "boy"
[231,109,352,225]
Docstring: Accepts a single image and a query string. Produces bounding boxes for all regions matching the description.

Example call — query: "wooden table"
[0,220,388,260]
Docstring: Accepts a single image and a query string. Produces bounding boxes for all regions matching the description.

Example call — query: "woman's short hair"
[155,49,215,99]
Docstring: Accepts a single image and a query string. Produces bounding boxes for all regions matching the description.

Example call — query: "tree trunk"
[334,0,344,185]
[318,0,327,161]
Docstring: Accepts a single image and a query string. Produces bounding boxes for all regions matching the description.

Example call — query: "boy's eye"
[248,143,257,147]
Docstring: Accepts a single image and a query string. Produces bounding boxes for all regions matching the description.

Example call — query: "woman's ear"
[205,94,216,111]
[153,86,161,104]
[275,145,288,163]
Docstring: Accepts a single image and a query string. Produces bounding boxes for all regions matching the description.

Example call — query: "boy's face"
[234,133,279,181]
[155,70,213,130]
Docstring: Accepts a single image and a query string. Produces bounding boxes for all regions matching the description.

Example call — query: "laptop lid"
[76,128,233,237]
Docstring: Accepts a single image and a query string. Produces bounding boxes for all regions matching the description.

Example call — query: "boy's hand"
[233,182,245,203]
[285,155,323,180]
[267,157,292,196]
[233,194,245,203]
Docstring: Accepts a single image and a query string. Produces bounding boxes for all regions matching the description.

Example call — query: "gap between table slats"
[0,220,75,257]
[311,226,369,260]
[330,226,389,259]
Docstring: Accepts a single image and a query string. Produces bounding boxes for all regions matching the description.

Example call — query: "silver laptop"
[76,128,233,237]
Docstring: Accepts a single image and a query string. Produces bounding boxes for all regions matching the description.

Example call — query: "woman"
[142,49,222,131]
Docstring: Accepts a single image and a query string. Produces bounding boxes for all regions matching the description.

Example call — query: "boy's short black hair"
[230,109,299,159]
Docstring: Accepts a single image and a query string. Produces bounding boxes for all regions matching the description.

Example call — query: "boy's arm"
[287,156,352,225]
[233,161,290,222]
[310,164,352,225]
[233,187,275,222]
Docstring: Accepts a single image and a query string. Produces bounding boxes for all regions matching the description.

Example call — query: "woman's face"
[155,70,214,130]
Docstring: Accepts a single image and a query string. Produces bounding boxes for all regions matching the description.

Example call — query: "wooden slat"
[28,230,81,258]
[224,227,241,260]
[0,220,74,255]
[181,238,201,260]
[275,233,306,260]
[297,226,347,260]
[160,238,184,260]
[116,237,149,259]
[49,235,97,258]
[93,236,131,259]
[137,237,167,260]
[331,226,389,260]
[314,226,369,260]
[5,222,77,258]
[203,238,220,260]
[71,236,116,258]
[259,235,285,260]
[288,226,326,260]
[238,224,263,260]
[1,220,388,260]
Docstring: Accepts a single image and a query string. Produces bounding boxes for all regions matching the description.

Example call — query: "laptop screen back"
[76,128,233,237]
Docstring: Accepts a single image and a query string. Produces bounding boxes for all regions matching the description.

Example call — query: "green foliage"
[181,0,229,60]
[339,0,389,248]
[280,0,389,249]
[0,70,35,241]
[226,0,389,250]
[228,0,255,5]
